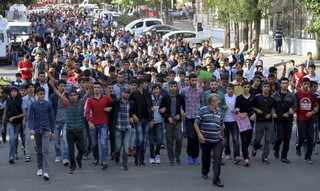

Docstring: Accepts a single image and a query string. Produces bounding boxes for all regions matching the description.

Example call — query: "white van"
[0,15,11,64]
[6,4,28,22]
[125,18,163,36]
[7,21,32,42]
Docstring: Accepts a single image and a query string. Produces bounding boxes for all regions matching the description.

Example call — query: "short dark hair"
[279,77,289,83]
[269,67,277,74]
[129,79,137,85]
[310,80,318,87]
[227,83,234,88]
[38,71,46,76]
[15,73,22,77]
[189,73,197,80]
[168,80,177,86]
[57,79,66,86]
[308,64,316,69]
[36,87,45,93]
[261,81,270,87]
[93,81,102,86]
[235,70,243,76]
[19,85,27,90]
[241,81,250,87]
[152,84,162,90]
[301,77,310,84]
[268,73,276,78]
[137,79,146,87]
[25,82,34,89]
[69,89,78,95]
[61,72,68,76]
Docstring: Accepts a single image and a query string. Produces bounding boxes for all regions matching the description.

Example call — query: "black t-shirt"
[280,92,287,101]
[249,86,262,96]
[235,94,255,117]
[253,94,275,122]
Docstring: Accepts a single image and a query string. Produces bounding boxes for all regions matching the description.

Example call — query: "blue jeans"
[275,39,282,53]
[149,122,162,158]
[54,122,69,160]
[224,121,240,158]
[7,123,21,158]
[12,51,19,67]
[134,118,150,162]
[90,124,108,163]
[129,123,136,149]
[115,128,131,165]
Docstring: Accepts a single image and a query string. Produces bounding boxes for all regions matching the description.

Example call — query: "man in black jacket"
[129,79,153,166]
[272,77,297,163]
[34,71,53,101]
[160,81,185,165]
[107,86,136,170]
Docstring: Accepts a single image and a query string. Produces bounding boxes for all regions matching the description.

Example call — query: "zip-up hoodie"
[271,90,297,122]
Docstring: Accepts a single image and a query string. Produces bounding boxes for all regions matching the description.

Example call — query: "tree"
[299,0,320,59]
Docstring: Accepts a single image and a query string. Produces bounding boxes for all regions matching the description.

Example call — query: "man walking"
[272,77,297,163]
[194,93,224,187]
[180,73,204,165]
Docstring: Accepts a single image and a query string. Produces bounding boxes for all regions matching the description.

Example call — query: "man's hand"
[129,117,134,124]
[150,120,154,128]
[9,117,15,123]
[198,133,205,144]
[88,121,95,130]
[1,125,5,133]
[175,114,180,121]
[249,114,255,121]
[151,107,155,112]
[180,109,185,118]
[231,109,237,114]
[49,79,55,87]
[22,124,26,129]
[222,105,228,110]
[256,109,263,115]
[289,108,294,115]
[50,132,55,141]
[168,117,173,124]
[159,107,166,113]
[259,47,262,53]
[265,114,271,119]
[29,130,35,136]
[272,114,278,118]
[104,107,112,112]
[133,115,139,123]
[305,112,313,118]
[283,113,289,118]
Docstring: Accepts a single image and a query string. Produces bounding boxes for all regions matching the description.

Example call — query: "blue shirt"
[28,100,55,133]
[113,83,129,99]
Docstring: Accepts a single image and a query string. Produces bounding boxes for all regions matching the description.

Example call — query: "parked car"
[125,18,163,37]
[162,30,212,46]
[142,25,179,36]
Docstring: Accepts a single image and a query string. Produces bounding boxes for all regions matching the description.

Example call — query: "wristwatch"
[312,111,315,115]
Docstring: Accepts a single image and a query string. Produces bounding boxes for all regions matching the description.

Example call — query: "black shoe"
[122,165,128,170]
[274,151,279,159]
[202,174,208,179]
[281,158,291,164]
[115,156,120,164]
[176,156,181,165]
[296,148,301,157]
[110,153,115,161]
[317,140,320,144]
[139,161,145,167]
[101,162,109,170]
[134,158,139,166]
[69,169,76,174]
[77,161,82,168]
[213,181,224,187]
[93,160,99,165]
[9,157,14,164]
[160,144,165,149]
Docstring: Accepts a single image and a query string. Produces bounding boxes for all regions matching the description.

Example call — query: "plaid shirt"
[116,100,131,131]
[180,86,204,119]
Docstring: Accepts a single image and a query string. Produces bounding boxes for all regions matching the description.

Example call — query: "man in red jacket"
[18,54,33,84]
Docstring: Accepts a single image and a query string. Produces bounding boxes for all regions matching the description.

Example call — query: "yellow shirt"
[231,80,243,96]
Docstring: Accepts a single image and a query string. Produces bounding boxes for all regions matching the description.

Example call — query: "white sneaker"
[155,155,160,164]
[149,158,155,164]
[63,159,70,166]
[43,172,49,180]
[36,169,43,176]
[55,156,61,163]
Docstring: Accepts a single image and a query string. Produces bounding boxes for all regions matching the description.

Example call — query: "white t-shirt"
[306,74,320,84]
[224,94,237,122]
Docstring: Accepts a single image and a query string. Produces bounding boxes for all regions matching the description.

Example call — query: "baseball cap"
[121,86,130,93]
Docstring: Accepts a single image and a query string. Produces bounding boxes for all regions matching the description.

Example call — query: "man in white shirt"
[306,64,320,85]
[223,83,241,164]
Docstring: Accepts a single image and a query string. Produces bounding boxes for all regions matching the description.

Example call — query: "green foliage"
[300,0,320,34]
[117,14,138,26]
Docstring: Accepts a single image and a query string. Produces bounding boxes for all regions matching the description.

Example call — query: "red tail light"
[6,45,8,53]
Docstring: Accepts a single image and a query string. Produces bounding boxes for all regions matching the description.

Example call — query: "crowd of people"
[0,6,320,187]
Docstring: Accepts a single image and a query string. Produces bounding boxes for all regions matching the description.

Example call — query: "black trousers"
[273,121,293,158]
[186,118,199,158]
[67,130,85,170]
[201,140,223,183]
[240,129,253,160]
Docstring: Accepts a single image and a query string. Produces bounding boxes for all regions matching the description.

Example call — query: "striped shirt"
[180,86,204,119]
[116,100,131,131]
[274,29,283,39]
[195,106,223,143]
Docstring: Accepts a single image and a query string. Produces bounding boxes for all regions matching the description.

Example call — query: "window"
[133,22,143,29]
[184,33,196,38]
[10,26,28,35]
[0,32,4,42]
[146,20,162,27]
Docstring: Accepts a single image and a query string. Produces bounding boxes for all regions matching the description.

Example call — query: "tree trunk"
[155,0,160,18]
[234,22,239,49]
[316,33,320,60]
[248,22,253,48]
[165,0,169,24]
[252,12,261,53]
[242,21,249,44]
[224,22,230,48]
